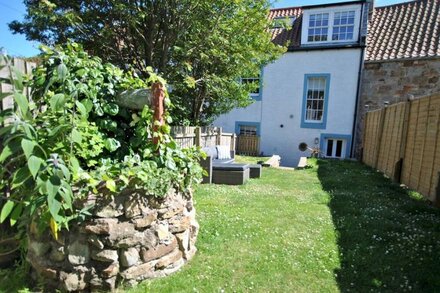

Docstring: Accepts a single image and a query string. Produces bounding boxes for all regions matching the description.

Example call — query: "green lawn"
[130,158,440,292]
[2,158,440,292]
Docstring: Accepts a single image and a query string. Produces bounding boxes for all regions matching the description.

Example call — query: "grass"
[1,158,440,292]
[130,158,440,292]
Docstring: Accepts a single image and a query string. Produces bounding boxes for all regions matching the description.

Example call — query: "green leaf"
[12,167,31,189]
[106,179,116,192]
[119,174,129,185]
[95,104,104,116]
[0,145,12,163]
[47,196,62,222]
[75,100,87,118]
[104,138,120,152]
[9,203,23,226]
[75,68,86,77]
[39,44,52,54]
[21,139,36,159]
[103,103,119,116]
[13,92,29,114]
[81,99,93,112]
[69,156,80,176]
[165,159,177,171]
[59,164,71,181]
[28,155,43,178]
[60,181,73,210]
[0,201,15,223]
[0,125,13,137]
[57,63,68,82]
[71,129,82,144]
[49,94,66,112]
[46,176,61,199]
[12,67,24,91]
[48,124,69,136]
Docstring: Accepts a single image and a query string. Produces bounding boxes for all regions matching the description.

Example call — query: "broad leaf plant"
[0,43,204,241]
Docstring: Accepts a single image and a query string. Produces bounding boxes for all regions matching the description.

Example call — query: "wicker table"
[249,164,262,178]
[212,163,250,185]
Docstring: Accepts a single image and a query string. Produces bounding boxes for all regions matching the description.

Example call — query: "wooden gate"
[236,135,260,156]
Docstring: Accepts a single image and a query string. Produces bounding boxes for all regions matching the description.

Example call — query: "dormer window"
[332,11,355,40]
[307,13,329,42]
[301,5,361,45]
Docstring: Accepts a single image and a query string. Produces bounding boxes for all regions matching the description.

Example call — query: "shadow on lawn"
[316,159,440,292]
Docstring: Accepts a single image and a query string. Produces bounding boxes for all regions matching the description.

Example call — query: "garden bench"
[200,145,235,184]
[200,145,262,184]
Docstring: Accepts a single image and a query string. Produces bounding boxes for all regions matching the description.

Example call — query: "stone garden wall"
[354,57,440,158]
[27,188,198,291]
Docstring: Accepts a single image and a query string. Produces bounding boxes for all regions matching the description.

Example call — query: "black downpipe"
[350,2,367,159]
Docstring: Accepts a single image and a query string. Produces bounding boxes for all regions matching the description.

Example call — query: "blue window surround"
[256,67,264,101]
[235,121,261,136]
[247,67,264,101]
[300,73,331,129]
[320,133,352,158]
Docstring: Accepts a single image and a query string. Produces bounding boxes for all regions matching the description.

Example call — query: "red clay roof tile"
[269,0,440,61]
[366,0,440,61]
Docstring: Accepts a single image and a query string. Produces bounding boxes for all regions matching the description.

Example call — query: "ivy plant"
[0,43,204,240]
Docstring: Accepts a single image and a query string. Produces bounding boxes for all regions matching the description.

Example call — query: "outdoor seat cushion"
[213,158,234,164]
[212,163,249,171]
[202,146,218,159]
[216,145,231,160]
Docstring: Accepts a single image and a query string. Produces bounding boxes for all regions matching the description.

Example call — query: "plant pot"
[27,188,199,291]
[0,238,20,268]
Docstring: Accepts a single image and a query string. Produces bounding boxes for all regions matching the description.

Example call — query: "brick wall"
[354,57,440,158]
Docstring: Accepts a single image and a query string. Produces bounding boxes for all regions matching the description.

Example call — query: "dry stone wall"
[27,188,198,292]
[355,57,440,158]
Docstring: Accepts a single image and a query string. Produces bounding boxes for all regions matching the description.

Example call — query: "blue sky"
[1,0,410,57]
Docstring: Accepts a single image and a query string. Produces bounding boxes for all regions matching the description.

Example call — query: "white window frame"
[304,76,327,123]
[301,4,361,46]
[239,125,257,136]
[307,13,330,43]
[332,11,356,41]
[324,138,347,159]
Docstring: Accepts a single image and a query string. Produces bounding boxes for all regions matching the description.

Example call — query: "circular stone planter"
[27,188,198,292]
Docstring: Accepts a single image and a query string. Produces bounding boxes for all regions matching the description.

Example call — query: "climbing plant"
[0,43,204,239]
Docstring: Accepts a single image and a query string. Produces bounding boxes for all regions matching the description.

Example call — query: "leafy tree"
[10,0,284,125]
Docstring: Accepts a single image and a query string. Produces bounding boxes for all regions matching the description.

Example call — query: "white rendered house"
[214,0,371,166]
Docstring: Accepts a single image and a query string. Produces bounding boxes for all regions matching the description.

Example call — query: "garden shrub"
[0,43,204,240]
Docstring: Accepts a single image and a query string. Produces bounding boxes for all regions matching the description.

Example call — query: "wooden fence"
[236,135,260,156]
[0,58,36,128]
[362,93,440,204]
[171,126,236,150]
[0,58,36,111]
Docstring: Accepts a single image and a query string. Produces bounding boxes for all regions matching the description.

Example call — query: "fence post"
[436,172,440,207]
[195,127,201,147]
[216,127,222,145]
[361,111,369,163]
[374,107,387,169]
[231,133,236,152]
[152,82,165,146]
[396,102,411,182]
